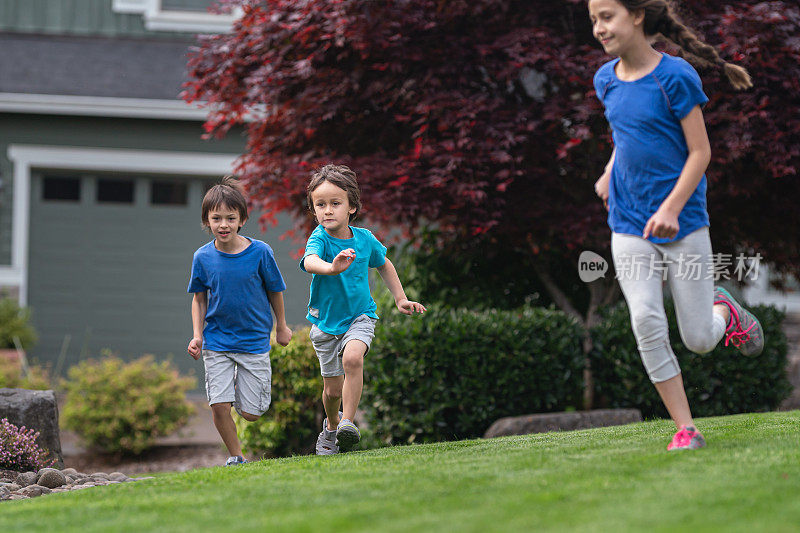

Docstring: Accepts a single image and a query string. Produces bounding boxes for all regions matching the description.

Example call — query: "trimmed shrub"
[0,298,37,350]
[0,418,55,472]
[363,306,585,445]
[236,328,323,457]
[590,301,791,418]
[0,352,51,390]
[61,354,196,454]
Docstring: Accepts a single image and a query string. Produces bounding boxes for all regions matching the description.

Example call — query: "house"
[0,0,309,379]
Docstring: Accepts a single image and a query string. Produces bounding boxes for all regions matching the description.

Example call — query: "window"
[151,181,188,205]
[161,0,215,11]
[43,176,81,201]
[97,179,135,203]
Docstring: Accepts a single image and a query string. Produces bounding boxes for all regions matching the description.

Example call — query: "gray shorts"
[309,314,377,377]
[202,349,271,416]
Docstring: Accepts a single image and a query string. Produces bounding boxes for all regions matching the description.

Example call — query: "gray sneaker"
[316,412,342,456]
[336,418,361,451]
[714,287,764,356]
[225,455,248,466]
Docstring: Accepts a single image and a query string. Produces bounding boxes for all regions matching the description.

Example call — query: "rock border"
[0,467,152,502]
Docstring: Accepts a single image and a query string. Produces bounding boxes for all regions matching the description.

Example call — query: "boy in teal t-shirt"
[301,164,425,454]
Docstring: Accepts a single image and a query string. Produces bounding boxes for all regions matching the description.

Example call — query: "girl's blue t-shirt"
[188,238,286,354]
[300,225,387,335]
[593,53,710,243]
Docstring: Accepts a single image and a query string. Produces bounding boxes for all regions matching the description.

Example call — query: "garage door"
[27,172,306,380]
[28,173,216,373]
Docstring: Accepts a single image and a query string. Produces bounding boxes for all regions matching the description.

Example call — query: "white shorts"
[202,349,271,416]
[309,314,377,377]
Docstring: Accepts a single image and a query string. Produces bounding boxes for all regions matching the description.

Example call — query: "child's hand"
[276,324,292,347]
[330,248,356,274]
[643,206,679,240]
[396,298,426,315]
[594,173,610,211]
[187,337,203,360]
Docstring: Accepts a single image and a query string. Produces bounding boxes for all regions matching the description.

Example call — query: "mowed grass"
[2,411,798,532]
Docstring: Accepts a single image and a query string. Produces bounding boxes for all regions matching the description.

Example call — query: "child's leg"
[322,376,344,431]
[203,350,243,457]
[211,402,243,457]
[341,339,368,422]
[663,227,728,353]
[309,325,347,430]
[612,233,692,428]
[337,315,377,423]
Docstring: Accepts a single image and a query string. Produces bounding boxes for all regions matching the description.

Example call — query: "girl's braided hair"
[618,0,752,90]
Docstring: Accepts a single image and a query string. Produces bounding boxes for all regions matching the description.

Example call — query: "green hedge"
[236,328,323,457]
[589,301,791,419]
[363,306,585,445]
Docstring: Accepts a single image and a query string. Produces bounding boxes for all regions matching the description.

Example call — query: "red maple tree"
[185,0,800,321]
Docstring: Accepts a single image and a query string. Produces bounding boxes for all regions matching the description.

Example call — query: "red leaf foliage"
[185,0,800,274]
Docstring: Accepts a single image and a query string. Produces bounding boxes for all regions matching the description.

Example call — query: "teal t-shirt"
[300,225,387,335]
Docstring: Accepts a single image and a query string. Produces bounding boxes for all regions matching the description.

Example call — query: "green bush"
[590,301,791,418]
[0,353,51,390]
[236,328,323,457]
[363,305,585,444]
[61,354,196,454]
[0,298,37,350]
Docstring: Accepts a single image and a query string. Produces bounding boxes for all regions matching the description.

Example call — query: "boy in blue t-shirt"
[301,164,425,454]
[187,176,292,466]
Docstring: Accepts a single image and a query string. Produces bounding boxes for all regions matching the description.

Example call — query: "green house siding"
[0,0,212,39]
[1,114,310,380]
[0,0,150,38]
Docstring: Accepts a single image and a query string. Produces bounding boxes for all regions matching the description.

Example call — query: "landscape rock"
[0,388,63,467]
[37,468,67,488]
[19,485,43,498]
[15,471,37,487]
[484,408,643,438]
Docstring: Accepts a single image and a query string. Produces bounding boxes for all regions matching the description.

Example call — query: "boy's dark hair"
[201,176,248,230]
[614,0,752,90]
[307,164,362,221]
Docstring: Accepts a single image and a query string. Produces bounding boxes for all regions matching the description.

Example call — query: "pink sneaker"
[714,287,764,356]
[667,425,706,451]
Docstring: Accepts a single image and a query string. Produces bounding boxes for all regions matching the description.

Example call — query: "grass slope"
[2,411,798,532]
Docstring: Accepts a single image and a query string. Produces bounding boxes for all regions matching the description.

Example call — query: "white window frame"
[3,145,237,304]
[112,0,241,33]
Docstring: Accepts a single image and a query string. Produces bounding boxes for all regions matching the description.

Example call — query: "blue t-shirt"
[188,238,286,354]
[300,225,388,335]
[593,53,710,243]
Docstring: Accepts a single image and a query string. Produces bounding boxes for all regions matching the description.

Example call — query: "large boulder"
[0,388,63,468]
[484,408,642,438]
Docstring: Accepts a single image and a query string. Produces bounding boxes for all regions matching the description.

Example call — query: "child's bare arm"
[376,258,426,315]
[188,292,207,360]
[303,250,356,275]
[267,290,292,346]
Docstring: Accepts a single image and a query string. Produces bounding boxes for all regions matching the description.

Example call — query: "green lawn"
[3,411,798,532]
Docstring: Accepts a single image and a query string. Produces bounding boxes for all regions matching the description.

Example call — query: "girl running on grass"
[588,0,763,450]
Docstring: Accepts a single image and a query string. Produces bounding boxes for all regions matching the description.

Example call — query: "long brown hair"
[616,0,752,90]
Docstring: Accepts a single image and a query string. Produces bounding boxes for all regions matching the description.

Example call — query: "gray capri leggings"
[611,227,727,383]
